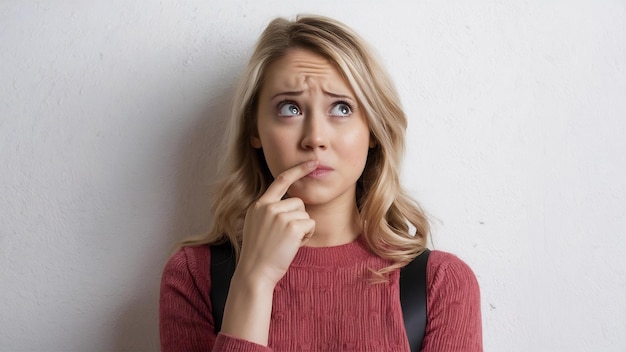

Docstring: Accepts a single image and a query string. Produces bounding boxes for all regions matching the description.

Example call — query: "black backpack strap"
[400,248,431,352]
[209,241,236,333]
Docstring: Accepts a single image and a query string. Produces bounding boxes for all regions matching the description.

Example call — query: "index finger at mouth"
[261,160,319,202]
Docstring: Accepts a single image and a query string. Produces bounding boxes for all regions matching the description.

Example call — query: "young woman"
[160,15,482,352]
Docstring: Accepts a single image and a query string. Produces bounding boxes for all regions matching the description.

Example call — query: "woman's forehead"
[260,48,354,98]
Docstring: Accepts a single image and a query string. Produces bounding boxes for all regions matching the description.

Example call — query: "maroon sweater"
[160,237,482,351]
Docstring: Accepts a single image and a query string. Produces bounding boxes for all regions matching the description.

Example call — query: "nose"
[300,110,328,150]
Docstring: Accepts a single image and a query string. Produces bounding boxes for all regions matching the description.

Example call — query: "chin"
[286,186,326,204]
[287,193,328,206]
[288,185,355,208]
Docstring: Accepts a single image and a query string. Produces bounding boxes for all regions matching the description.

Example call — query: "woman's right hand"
[236,159,319,289]
[219,160,318,346]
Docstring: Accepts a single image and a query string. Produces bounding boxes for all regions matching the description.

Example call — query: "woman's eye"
[278,103,301,116]
[330,102,352,117]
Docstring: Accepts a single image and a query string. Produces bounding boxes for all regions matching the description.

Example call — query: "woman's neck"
[304,202,361,247]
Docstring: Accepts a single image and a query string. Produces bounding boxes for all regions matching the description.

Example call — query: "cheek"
[339,128,371,167]
[259,132,293,177]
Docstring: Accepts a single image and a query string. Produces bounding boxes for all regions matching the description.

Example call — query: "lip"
[306,164,334,178]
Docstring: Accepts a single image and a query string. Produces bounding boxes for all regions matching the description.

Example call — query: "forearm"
[219,162,318,347]
[220,271,275,346]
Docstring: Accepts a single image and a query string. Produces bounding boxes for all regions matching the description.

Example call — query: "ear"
[251,136,262,149]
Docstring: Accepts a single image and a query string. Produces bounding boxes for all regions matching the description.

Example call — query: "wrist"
[229,269,277,296]
[220,270,275,346]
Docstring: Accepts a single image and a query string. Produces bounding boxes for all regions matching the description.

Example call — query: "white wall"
[1,1,624,351]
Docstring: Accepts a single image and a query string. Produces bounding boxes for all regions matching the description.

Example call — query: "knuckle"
[276,211,289,222]
[252,201,264,211]
[266,203,280,214]
[275,173,290,184]
[285,221,299,233]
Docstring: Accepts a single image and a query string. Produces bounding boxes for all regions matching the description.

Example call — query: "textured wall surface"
[1,1,625,351]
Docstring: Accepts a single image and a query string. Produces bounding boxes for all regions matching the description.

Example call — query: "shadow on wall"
[112,83,235,351]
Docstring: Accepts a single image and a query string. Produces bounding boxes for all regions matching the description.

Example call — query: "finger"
[260,160,319,202]
[275,210,311,224]
[285,218,316,241]
[265,198,306,214]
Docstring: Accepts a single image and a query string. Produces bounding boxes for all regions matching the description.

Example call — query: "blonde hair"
[181,14,429,273]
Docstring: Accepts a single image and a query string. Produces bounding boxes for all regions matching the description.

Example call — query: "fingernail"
[305,160,318,168]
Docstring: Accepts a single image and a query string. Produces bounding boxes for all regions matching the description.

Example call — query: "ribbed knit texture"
[160,237,482,352]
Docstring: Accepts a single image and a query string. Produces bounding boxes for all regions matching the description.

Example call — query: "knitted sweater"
[160,237,482,351]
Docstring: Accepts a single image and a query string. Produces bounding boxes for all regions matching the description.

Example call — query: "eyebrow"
[325,91,354,100]
[270,90,354,101]
[271,91,303,100]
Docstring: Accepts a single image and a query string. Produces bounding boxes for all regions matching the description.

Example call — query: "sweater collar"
[290,235,372,268]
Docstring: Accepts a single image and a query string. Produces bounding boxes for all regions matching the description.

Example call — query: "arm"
[159,247,216,351]
[219,160,318,346]
[421,251,483,352]
[159,247,273,352]
[159,161,318,352]
[160,161,318,351]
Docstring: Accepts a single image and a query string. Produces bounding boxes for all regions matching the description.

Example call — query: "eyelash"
[334,100,354,113]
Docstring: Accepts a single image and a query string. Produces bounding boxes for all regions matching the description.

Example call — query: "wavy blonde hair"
[181,14,429,273]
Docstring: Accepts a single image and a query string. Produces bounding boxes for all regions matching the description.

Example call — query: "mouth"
[306,164,334,178]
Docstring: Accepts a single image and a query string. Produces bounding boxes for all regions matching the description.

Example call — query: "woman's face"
[252,48,372,208]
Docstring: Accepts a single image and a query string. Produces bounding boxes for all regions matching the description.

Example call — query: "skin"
[220,48,373,346]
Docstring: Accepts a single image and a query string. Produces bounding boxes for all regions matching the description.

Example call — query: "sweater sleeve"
[420,251,483,352]
[159,246,273,352]
[160,247,216,351]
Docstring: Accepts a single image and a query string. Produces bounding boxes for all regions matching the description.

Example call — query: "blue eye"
[278,102,301,116]
[330,102,352,117]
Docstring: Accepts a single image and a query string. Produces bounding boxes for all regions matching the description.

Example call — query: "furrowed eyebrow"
[324,92,353,100]
[269,90,355,101]
[271,91,303,100]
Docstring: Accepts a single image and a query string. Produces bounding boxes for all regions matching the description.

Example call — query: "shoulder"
[160,244,218,350]
[165,244,212,270]
[426,250,480,296]
[161,244,213,290]
[422,250,483,351]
